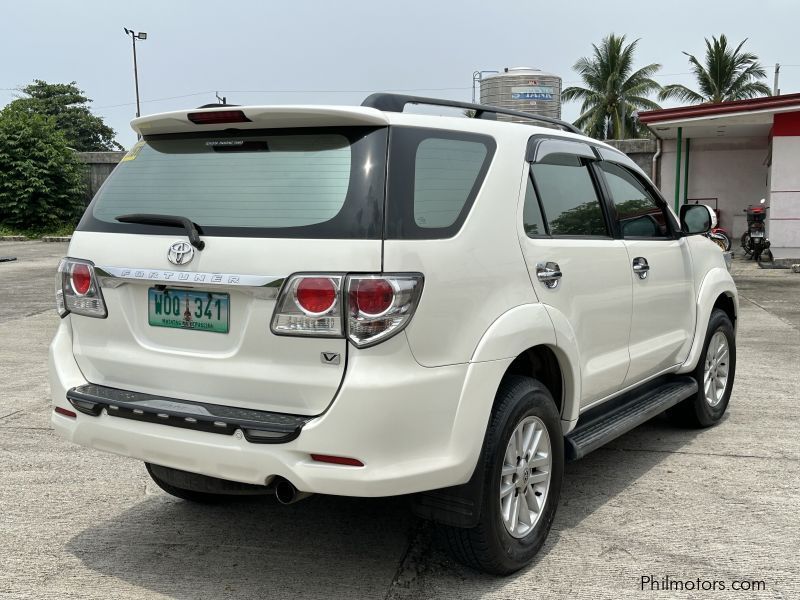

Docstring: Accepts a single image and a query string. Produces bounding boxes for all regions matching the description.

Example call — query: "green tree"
[9,80,123,151]
[0,104,86,229]
[562,34,662,139]
[659,35,772,103]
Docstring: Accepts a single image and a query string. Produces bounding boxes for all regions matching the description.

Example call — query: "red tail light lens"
[352,278,394,316]
[70,263,92,296]
[295,277,337,315]
[187,110,251,125]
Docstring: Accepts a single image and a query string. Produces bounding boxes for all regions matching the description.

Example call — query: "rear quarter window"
[385,128,496,239]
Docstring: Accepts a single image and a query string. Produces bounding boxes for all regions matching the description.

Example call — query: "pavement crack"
[606,446,798,462]
[384,519,436,600]
[0,426,52,431]
[0,410,22,420]
[740,294,799,331]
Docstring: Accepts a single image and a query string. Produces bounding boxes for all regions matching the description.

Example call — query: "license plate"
[148,288,229,333]
[751,231,765,238]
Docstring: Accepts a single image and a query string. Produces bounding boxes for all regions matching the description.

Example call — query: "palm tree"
[562,34,662,139]
[659,35,771,104]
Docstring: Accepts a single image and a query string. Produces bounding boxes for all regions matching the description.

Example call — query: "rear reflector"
[187,110,251,125]
[54,406,77,418]
[310,454,364,467]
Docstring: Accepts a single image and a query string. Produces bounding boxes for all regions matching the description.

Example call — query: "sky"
[2,0,798,149]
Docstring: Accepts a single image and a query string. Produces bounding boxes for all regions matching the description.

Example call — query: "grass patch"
[0,223,75,238]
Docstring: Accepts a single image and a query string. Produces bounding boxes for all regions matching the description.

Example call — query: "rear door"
[69,126,387,416]
[595,159,695,385]
[518,139,633,408]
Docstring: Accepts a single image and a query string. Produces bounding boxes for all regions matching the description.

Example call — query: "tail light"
[271,273,423,348]
[55,258,107,318]
[346,275,423,348]
[271,275,344,337]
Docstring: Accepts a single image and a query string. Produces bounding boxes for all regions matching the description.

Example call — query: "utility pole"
[123,28,148,117]
[774,63,781,96]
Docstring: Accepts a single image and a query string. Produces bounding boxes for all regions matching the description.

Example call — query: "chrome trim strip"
[578,364,682,414]
[95,266,284,298]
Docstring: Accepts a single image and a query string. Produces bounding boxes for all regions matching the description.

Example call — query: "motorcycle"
[741,199,770,260]
[710,225,731,251]
[696,204,730,251]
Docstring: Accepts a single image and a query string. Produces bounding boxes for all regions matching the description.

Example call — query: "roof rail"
[361,93,583,135]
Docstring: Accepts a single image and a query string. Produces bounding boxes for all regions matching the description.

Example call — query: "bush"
[0,104,86,230]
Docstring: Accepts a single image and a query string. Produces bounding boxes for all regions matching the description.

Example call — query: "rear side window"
[78,127,388,239]
[530,156,609,237]
[385,128,496,239]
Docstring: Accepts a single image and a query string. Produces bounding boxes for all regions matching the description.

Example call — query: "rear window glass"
[385,128,496,239]
[78,127,388,239]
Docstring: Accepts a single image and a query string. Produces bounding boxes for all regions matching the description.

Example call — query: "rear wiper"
[116,214,205,250]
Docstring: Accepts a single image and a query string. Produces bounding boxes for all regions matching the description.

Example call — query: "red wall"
[773,112,800,136]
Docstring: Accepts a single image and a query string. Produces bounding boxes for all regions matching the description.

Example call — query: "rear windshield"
[78,127,387,239]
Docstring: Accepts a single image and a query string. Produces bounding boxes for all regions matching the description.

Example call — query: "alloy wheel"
[499,416,552,538]
[704,330,730,407]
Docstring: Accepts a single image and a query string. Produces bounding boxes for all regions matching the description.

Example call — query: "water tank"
[479,67,562,123]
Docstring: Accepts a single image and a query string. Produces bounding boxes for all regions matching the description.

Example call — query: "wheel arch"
[470,303,581,425]
[413,304,582,529]
[678,267,738,374]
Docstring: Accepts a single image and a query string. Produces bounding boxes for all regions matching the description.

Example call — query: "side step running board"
[565,376,698,460]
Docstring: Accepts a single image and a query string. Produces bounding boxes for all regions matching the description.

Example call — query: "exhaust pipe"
[274,478,313,505]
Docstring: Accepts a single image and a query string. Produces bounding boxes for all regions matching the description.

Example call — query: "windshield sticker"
[121,140,145,162]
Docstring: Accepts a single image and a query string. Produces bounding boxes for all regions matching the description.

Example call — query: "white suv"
[49,94,737,574]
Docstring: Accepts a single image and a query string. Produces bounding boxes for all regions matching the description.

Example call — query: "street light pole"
[123,28,147,118]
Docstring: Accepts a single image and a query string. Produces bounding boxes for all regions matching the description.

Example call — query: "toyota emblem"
[167,241,194,265]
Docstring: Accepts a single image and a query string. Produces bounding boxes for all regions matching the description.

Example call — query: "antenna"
[216,91,227,105]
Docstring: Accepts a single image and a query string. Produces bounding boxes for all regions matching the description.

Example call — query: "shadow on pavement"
[67,492,411,600]
[386,415,709,596]
[66,416,709,599]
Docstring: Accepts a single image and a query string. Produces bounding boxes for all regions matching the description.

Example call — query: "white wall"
[769,136,800,259]
[659,137,770,240]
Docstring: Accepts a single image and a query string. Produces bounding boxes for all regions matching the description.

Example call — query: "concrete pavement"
[1,242,798,599]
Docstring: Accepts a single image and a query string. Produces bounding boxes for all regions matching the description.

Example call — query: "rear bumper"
[49,318,512,497]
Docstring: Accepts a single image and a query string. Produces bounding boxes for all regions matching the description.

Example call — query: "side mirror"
[680,204,712,235]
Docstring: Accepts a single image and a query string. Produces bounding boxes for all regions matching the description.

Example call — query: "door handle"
[632,257,650,279]
[536,262,562,289]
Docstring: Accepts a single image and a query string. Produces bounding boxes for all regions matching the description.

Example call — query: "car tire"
[145,463,272,503]
[438,376,564,575]
[670,308,736,428]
